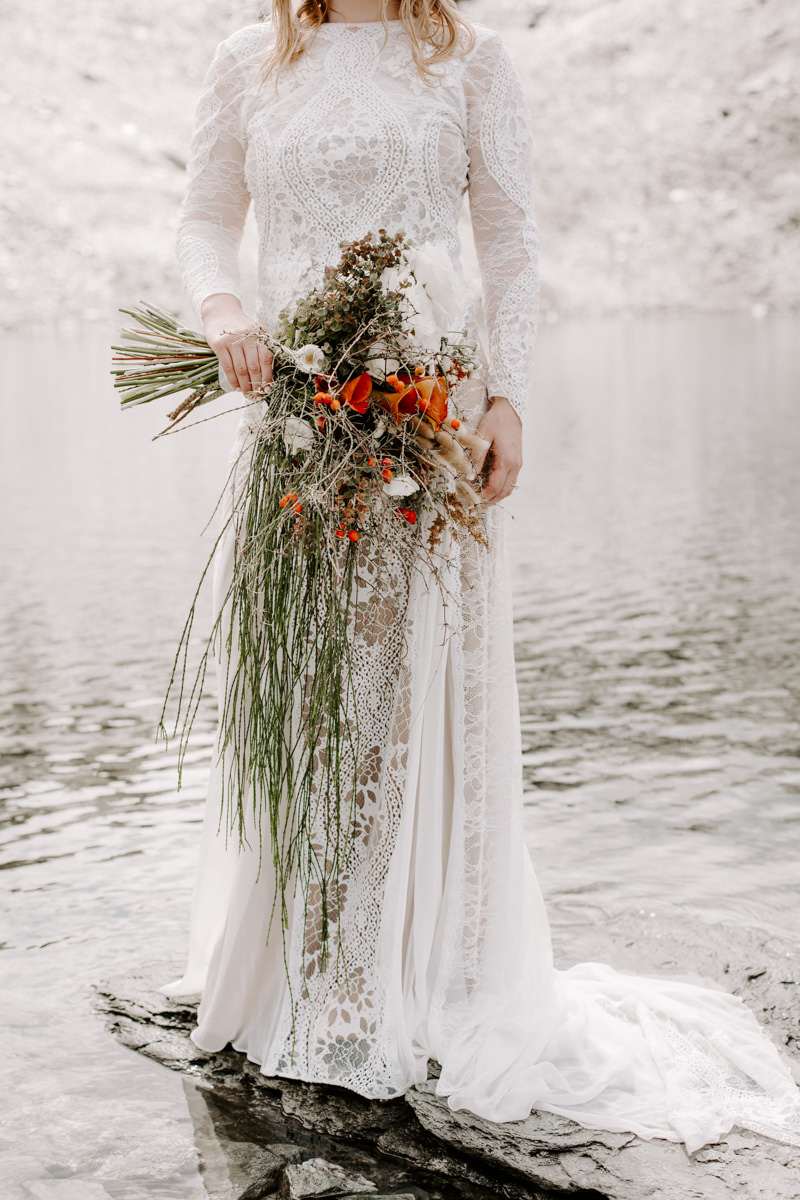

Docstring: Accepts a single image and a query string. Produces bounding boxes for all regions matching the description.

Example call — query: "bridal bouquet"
[112,230,489,967]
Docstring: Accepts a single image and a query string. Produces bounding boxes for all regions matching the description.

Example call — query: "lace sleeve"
[176,30,255,317]
[465,31,539,425]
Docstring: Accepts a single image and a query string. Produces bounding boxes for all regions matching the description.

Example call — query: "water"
[1,316,798,1197]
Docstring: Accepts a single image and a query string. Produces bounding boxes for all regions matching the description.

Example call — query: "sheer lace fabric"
[164,19,800,1153]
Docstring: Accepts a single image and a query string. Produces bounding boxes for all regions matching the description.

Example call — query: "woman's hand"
[473,396,523,505]
[201,293,274,395]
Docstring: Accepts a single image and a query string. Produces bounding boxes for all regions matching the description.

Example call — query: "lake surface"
[1,316,799,1197]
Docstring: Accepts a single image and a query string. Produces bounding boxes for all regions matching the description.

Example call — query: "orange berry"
[368,457,377,466]
[293,502,302,514]
[335,528,346,539]
[313,392,330,405]
[329,398,341,413]
[381,457,392,466]
[382,468,392,482]
[386,374,397,386]
[450,418,461,430]
[348,530,359,542]
[414,365,425,377]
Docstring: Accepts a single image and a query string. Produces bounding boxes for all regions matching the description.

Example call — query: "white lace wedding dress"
[162,17,800,1153]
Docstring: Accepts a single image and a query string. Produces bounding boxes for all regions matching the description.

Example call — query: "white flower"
[402,278,440,351]
[364,340,401,379]
[380,265,413,296]
[293,344,327,374]
[407,242,466,341]
[283,415,316,454]
[381,244,466,353]
[382,472,420,498]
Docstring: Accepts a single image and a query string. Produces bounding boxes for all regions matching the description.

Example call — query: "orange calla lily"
[394,374,449,425]
[373,389,402,423]
[340,373,372,414]
[425,375,449,425]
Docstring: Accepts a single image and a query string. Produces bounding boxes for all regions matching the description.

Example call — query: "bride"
[162,0,800,1152]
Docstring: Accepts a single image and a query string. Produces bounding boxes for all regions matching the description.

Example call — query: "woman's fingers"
[230,342,253,394]
[480,456,513,505]
[242,336,263,388]
[474,399,523,506]
[258,343,274,384]
[205,312,273,395]
[218,346,238,391]
[471,440,490,478]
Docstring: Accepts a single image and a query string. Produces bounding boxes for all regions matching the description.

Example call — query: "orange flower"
[388,374,449,426]
[374,389,402,423]
[340,373,372,414]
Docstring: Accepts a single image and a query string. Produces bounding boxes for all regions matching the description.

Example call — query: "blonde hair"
[262,0,475,83]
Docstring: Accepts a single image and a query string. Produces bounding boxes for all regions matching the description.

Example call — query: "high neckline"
[319,19,403,30]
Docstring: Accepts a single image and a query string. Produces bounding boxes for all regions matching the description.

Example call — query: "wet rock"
[265,1074,405,1141]
[199,1141,307,1200]
[278,1157,377,1198]
[375,1125,550,1200]
[407,1080,800,1200]
[97,964,211,1071]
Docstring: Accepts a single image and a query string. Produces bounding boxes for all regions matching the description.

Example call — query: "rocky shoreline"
[96,916,800,1200]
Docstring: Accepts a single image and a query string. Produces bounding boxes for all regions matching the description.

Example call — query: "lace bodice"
[176,18,539,422]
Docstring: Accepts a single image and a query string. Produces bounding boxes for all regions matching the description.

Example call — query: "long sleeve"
[465,32,539,425]
[176,30,254,318]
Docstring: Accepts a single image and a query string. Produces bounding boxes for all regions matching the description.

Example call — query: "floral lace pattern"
[176,19,538,421]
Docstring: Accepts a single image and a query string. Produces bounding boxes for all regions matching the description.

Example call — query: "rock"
[201,1142,306,1200]
[407,1081,800,1200]
[375,1126,545,1200]
[24,1184,113,1200]
[278,1157,377,1198]
[266,1074,404,1141]
[96,957,800,1200]
[96,963,211,1070]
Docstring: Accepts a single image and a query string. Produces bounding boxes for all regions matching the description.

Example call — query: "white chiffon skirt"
[162,409,800,1155]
